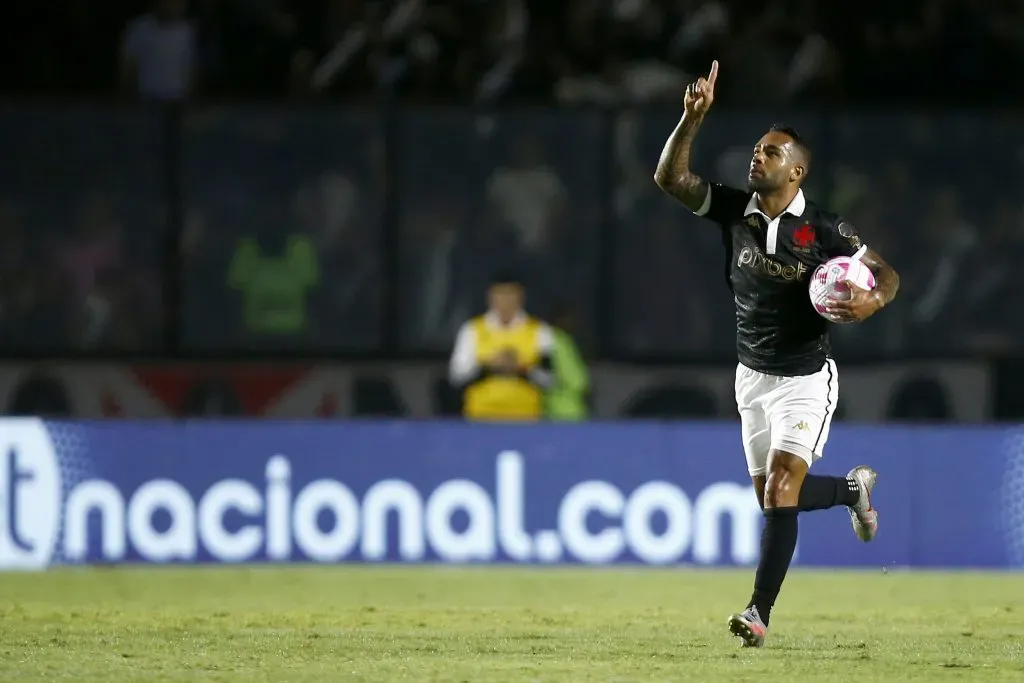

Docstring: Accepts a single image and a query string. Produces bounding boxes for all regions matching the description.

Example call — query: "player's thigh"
[739,407,771,476]
[764,359,838,469]
[735,363,772,477]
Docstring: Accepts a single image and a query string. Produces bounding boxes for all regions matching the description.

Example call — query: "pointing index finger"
[707,60,719,87]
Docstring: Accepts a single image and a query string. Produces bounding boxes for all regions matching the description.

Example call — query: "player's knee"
[763,457,805,509]
[763,469,795,509]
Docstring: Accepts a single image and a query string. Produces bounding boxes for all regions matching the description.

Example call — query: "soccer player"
[653,61,900,648]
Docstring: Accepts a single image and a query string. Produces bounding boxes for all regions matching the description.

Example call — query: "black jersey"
[695,184,867,376]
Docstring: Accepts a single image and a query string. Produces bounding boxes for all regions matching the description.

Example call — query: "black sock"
[798,474,860,511]
[747,506,799,627]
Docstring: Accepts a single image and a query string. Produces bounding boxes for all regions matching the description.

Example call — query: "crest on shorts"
[793,224,815,248]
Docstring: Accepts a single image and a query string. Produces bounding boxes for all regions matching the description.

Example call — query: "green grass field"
[0,566,1021,682]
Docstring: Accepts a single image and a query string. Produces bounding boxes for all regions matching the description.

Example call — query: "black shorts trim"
[812,359,834,453]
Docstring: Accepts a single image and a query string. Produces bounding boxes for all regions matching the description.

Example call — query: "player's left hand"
[826,287,883,323]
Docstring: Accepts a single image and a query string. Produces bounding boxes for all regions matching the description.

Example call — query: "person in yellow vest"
[448,273,554,421]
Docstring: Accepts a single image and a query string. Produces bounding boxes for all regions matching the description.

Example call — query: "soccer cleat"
[728,606,767,648]
[846,465,878,542]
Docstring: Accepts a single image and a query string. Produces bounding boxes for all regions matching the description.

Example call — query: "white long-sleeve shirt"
[449,312,555,388]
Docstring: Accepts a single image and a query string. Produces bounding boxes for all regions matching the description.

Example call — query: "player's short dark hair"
[489,270,524,288]
[769,123,812,174]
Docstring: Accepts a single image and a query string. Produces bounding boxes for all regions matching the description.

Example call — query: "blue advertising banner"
[0,419,1021,570]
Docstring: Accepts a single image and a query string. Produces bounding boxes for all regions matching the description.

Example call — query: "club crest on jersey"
[745,215,759,229]
[793,224,815,248]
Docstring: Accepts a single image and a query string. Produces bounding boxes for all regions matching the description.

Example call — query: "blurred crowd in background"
[6,0,1023,104]
[0,0,1022,361]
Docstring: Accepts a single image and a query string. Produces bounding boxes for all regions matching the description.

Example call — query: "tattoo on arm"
[653,112,709,212]
[860,248,900,308]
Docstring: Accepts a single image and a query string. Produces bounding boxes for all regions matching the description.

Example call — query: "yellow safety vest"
[463,316,543,421]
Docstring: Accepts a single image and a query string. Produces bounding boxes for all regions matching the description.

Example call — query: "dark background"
[2,0,1022,418]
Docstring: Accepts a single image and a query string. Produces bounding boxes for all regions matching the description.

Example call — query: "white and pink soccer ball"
[809,256,876,324]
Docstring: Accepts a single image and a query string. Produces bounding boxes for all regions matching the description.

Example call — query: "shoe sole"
[847,466,878,542]
[849,507,877,542]
[728,614,765,648]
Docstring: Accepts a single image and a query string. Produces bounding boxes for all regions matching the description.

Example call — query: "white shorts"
[735,359,839,477]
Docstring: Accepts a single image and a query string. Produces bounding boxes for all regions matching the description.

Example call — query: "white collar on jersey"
[744,188,806,219]
[484,310,528,329]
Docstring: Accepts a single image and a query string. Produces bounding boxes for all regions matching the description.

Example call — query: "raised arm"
[653,60,719,212]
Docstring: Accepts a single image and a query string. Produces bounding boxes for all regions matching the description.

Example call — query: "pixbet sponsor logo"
[0,426,763,567]
[737,245,809,281]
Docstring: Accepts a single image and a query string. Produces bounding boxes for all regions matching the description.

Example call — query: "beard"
[746,174,781,193]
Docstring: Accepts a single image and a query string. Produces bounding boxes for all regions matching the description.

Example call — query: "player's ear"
[791,164,805,183]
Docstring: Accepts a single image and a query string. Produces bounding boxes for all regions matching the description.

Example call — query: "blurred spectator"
[449,273,554,421]
[902,188,980,353]
[396,110,601,353]
[121,0,197,101]
[613,206,716,354]
[545,306,590,421]
[485,135,566,257]
[0,205,69,349]
[2,0,1024,367]
[181,108,381,350]
[300,171,382,347]
[227,231,319,343]
[400,192,475,348]
[2,0,1021,105]
[52,196,160,350]
[0,104,165,352]
[955,199,1024,354]
[57,196,123,307]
